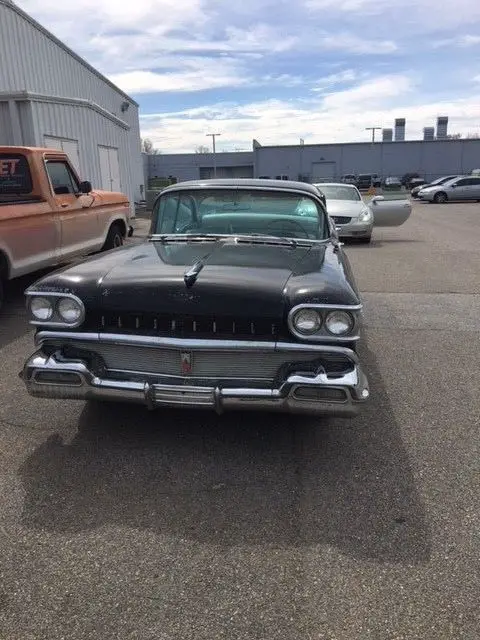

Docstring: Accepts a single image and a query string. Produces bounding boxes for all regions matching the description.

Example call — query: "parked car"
[341,174,357,185]
[21,178,372,417]
[417,175,480,203]
[314,182,412,244]
[411,175,458,199]
[401,172,420,188]
[356,174,381,190]
[0,146,133,309]
[382,176,402,190]
[409,178,426,194]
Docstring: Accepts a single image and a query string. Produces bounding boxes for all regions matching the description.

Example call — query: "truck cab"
[0,146,133,308]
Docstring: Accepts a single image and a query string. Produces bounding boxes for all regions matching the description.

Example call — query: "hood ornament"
[183,259,204,288]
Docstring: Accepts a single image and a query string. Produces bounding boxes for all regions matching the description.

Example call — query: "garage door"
[44,136,81,176]
[98,146,121,192]
[311,162,336,182]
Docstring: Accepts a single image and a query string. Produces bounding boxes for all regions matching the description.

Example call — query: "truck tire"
[102,223,124,251]
[0,277,4,311]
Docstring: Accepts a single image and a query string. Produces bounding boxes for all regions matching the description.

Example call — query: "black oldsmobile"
[21,179,370,416]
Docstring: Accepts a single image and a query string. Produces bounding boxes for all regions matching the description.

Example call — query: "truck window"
[0,153,33,195]
[46,161,79,195]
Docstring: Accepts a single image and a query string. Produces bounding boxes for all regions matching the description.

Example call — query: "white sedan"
[314,183,412,244]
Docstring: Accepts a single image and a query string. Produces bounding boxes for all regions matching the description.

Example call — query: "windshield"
[153,189,328,240]
[432,176,457,185]
[316,185,361,201]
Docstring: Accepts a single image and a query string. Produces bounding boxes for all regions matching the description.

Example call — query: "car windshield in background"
[154,189,328,240]
[317,185,361,201]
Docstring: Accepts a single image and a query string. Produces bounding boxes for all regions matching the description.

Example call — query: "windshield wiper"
[234,234,310,248]
[152,233,222,243]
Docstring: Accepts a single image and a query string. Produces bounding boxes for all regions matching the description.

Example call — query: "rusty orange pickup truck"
[0,146,133,308]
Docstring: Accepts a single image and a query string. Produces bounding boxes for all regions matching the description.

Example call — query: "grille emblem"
[181,352,193,375]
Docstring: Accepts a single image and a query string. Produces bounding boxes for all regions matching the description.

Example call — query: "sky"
[17,0,480,153]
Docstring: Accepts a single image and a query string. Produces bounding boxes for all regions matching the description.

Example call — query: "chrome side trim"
[287,303,362,342]
[26,292,86,328]
[34,330,359,360]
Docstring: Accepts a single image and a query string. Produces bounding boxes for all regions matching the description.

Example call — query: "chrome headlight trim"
[30,296,54,321]
[324,310,355,335]
[26,292,85,328]
[292,308,322,334]
[288,303,362,341]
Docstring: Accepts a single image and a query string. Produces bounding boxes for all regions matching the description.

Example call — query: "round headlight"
[293,308,322,334]
[30,297,53,321]
[325,310,354,335]
[57,297,83,324]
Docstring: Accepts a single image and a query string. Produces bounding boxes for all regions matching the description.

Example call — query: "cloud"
[311,69,358,92]
[433,34,480,48]
[139,74,480,152]
[109,58,250,93]
[318,33,397,54]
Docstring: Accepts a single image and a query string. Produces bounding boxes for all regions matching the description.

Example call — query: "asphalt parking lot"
[0,202,479,639]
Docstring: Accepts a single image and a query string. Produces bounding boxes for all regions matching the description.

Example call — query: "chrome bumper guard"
[21,342,369,416]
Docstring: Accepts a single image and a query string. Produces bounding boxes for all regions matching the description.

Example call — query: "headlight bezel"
[30,296,54,321]
[288,303,361,341]
[324,310,355,336]
[26,292,85,328]
[291,308,323,335]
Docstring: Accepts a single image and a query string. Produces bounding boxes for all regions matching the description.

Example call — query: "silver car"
[313,183,373,242]
[418,175,480,203]
[314,183,412,244]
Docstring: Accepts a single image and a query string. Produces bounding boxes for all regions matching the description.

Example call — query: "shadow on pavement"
[19,342,431,565]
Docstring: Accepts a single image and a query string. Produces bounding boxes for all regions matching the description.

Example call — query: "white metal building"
[0,0,143,214]
[146,139,480,186]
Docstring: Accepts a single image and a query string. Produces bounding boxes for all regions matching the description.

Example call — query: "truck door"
[44,157,102,260]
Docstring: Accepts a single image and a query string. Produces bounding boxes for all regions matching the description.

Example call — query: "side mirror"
[79,180,92,194]
[450,184,457,188]
[370,195,385,204]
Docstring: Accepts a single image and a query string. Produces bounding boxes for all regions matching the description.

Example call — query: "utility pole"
[206,133,221,177]
[365,127,382,143]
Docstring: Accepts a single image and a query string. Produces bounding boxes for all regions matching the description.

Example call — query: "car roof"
[314,182,358,188]
[160,178,322,197]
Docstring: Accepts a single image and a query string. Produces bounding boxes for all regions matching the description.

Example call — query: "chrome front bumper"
[21,335,369,417]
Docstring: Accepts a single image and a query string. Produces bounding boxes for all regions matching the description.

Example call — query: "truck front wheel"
[102,223,124,251]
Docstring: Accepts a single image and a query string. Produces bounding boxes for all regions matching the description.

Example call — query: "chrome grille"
[85,312,279,341]
[60,341,353,381]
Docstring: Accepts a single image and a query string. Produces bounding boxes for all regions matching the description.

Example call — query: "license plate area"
[151,384,215,407]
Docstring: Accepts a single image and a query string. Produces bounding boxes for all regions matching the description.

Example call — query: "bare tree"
[195,145,210,154]
[142,138,161,154]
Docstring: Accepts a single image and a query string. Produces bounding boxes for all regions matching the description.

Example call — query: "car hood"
[30,239,360,321]
[325,200,366,217]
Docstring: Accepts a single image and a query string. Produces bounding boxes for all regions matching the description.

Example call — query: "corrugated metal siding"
[0,2,131,114]
[0,102,14,144]
[0,0,143,205]
[30,101,132,198]
[255,140,480,182]
[147,152,255,182]
[17,101,36,145]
